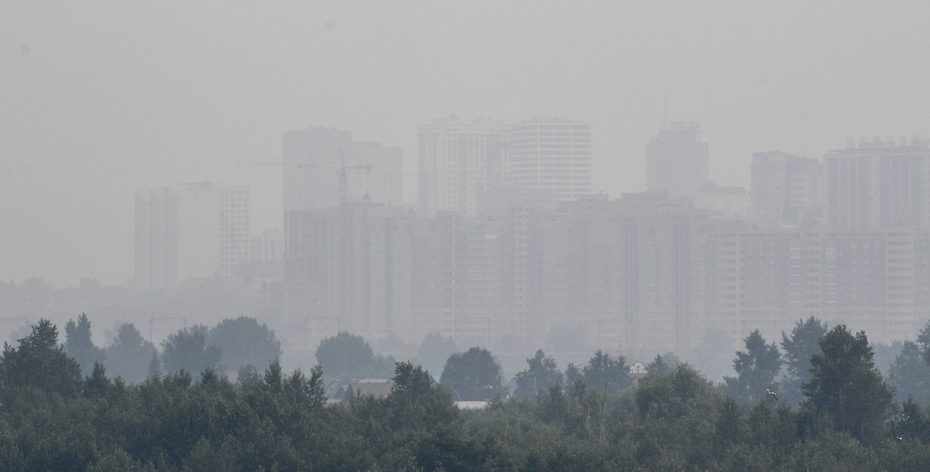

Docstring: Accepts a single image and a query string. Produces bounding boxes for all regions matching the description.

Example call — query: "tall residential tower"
[646,122,709,198]
[510,117,592,202]
[417,116,510,216]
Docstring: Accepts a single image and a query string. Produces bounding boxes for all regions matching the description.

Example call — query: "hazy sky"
[3,1,930,287]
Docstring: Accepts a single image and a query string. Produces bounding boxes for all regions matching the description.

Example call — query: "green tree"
[802,325,894,444]
[64,313,105,377]
[316,331,394,381]
[0,319,82,400]
[209,317,281,374]
[646,354,671,374]
[780,317,828,404]
[103,323,155,383]
[147,351,162,378]
[634,363,717,421]
[161,325,221,376]
[889,341,930,403]
[513,349,563,398]
[580,349,631,396]
[724,330,782,402]
[440,347,504,401]
[389,361,455,428]
[918,320,930,365]
[416,332,456,376]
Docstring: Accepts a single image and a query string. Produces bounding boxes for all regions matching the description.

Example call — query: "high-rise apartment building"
[510,117,592,201]
[135,182,249,289]
[824,137,930,230]
[417,116,510,216]
[646,122,709,198]
[283,127,403,212]
[750,151,823,227]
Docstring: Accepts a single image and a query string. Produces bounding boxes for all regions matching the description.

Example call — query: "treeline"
[3,318,930,470]
[61,314,281,384]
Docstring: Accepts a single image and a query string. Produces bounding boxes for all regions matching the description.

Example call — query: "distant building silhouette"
[510,117,592,202]
[417,116,511,217]
[646,122,709,198]
[283,127,402,212]
[134,182,249,289]
[824,136,930,230]
[750,151,823,227]
[692,181,750,219]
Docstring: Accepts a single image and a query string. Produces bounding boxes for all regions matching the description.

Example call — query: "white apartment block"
[417,116,511,217]
[510,117,592,201]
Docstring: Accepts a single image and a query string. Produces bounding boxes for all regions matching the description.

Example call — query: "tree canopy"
[1,317,930,470]
[416,332,456,376]
[513,349,563,398]
[440,347,504,401]
[160,325,221,376]
[315,331,394,381]
[724,329,782,402]
[889,340,930,404]
[104,323,155,384]
[0,319,82,400]
[208,316,281,374]
[64,313,105,377]
[780,317,828,404]
[802,325,894,444]
[580,350,631,396]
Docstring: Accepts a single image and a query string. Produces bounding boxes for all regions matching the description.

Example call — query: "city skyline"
[5,2,930,288]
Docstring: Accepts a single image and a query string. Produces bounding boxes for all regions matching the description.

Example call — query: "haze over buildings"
[283,127,403,212]
[134,182,250,290]
[7,2,930,376]
[7,2,930,288]
[646,122,709,198]
[417,116,511,217]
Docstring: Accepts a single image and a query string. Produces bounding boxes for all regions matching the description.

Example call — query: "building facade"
[646,122,709,198]
[135,182,249,289]
[417,116,511,217]
[283,127,403,212]
[750,151,824,227]
[510,117,592,202]
[824,137,930,231]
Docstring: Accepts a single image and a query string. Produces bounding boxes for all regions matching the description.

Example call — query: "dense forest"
[3,316,930,471]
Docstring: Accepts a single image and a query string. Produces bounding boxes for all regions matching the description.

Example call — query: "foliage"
[416,332,456,376]
[803,325,894,444]
[780,316,828,404]
[647,354,671,374]
[634,363,717,421]
[160,325,221,376]
[724,329,782,402]
[889,341,930,404]
[579,349,631,396]
[104,323,155,384]
[4,317,930,470]
[513,349,563,398]
[919,320,930,365]
[440,347,504,401]
[690,327,735,383]
[208,316,281,374]
[64,313,106,377]
[315,331,394,381]
[0,319,83,401]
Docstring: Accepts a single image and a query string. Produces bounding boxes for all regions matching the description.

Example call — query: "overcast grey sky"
[3,1,930,287]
